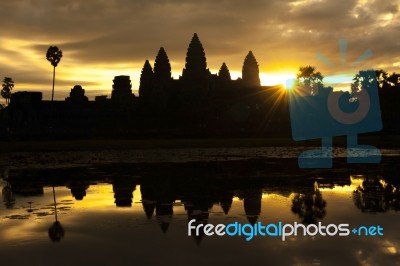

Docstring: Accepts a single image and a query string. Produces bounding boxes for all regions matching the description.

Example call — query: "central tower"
[181,33,209,82]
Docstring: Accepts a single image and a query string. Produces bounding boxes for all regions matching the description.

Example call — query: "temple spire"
[154,47,172,83]
[218,62,231,81]
[242,51,261,87]
[139,60,153,99]
[182,33,208,80]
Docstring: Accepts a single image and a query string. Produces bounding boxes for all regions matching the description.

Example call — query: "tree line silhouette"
[0,34,399,139]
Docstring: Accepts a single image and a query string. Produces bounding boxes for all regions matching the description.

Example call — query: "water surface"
[1,163,399,266]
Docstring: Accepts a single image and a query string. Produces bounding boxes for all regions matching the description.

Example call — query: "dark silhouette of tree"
[353,177,400,213]
[49,221,65,242]
[296,66,323,95]
[386,72,400,87]
[2,181,15,208]
[182,33,208,81]
[46,46,63,102]
[375,69,389,88]
[366,69,399,90]
[138,60,154,101]
[366,70,400,133]
[48,186,65,242]
[291,189,326,224]
[65,85,88,102]
[242,51,260,87]
[218,62,231,82]
[48,221,65,242]
[1,77,14,105]
[352,70,377,92]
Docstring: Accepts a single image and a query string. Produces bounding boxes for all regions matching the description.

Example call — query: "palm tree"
[46,46,63,101]
[1,77,14,105]
[2,181,16,208]
[48,186,65,242]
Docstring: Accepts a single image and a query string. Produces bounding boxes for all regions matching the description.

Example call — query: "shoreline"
[1,137,399,171]
[1,146,399,172]
[1,135,400,153]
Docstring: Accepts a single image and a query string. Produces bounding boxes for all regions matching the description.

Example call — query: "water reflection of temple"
[67,181,90,200]
[3,170,400,244]
[239,188,263,225]
[113,178,137,207]
[140,176,176,232]
[9,180,44,196]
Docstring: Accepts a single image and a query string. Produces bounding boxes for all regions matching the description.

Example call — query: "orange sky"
[0,0,399,103]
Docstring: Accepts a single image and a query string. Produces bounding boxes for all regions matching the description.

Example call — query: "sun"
[259,72,296,89]
[284,78,297,90]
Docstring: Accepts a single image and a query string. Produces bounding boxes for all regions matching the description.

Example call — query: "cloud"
[0,0,399,100]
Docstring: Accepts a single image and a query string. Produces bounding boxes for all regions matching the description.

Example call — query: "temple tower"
[181,33,210,83]
[111,75,135,104]
[138,60,154,101]
[242,51,261,87]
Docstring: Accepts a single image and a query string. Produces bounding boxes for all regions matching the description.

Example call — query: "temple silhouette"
[1,33,399,139]
[0,33,290,139]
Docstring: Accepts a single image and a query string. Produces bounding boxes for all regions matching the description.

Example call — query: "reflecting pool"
[1,161,399,266]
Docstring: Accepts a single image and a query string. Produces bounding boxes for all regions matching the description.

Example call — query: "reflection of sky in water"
[0,177,399,266]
